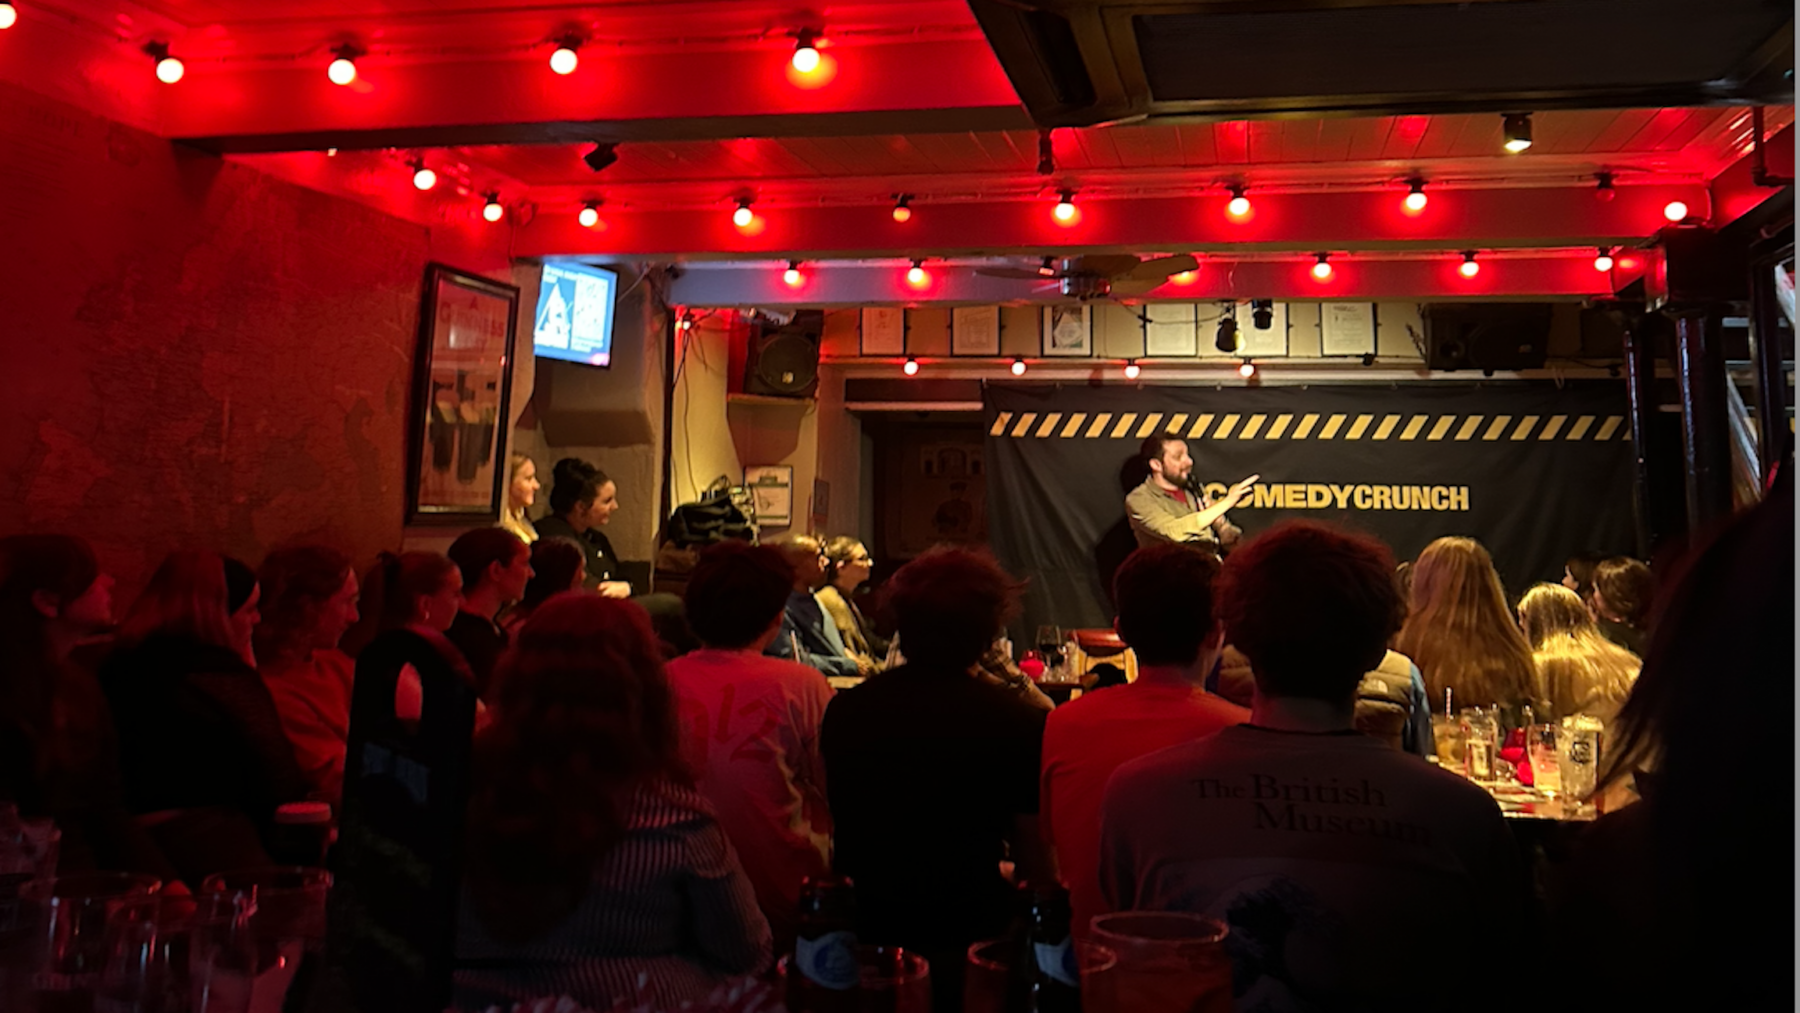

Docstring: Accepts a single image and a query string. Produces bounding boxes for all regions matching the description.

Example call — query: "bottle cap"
[275,802,333,825]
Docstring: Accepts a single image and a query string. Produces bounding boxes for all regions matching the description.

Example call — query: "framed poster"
[1042,304,1093,356]
[951,305,1002,356]
[745,465,794,526]
[1321,302,1378,356]
[860,307,905,356]
[1143,303,1198,357]
[407,263,521,525]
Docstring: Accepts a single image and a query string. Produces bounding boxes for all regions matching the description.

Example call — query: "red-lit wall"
[0,83,515,594]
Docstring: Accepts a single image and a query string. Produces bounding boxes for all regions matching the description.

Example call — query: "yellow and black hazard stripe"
[988,411,1629,442]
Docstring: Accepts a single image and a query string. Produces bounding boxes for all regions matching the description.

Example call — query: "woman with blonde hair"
[1394,536,1539,725]
[1516,583,1639,729]
[499,453,541,544]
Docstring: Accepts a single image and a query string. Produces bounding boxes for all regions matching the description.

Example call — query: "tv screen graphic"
[534,262,617,367]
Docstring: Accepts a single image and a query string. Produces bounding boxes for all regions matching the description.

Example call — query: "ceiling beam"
[1709,123,1796,228]
[665,254,1613,306]
[515,184,1707,259]
[160,39,1026,152]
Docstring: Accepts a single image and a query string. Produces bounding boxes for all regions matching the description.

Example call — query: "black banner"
[984,382,1637,635]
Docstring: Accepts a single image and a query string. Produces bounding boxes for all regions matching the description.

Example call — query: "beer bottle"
[789,874,860,1013]
[1016,882,1081,1013]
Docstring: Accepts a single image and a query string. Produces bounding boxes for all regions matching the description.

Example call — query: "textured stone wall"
[0,83,511,595]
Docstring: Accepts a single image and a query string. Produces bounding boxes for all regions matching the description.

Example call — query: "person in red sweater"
[1040,543,1248,939]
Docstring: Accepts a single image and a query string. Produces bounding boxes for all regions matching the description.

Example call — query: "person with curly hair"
[455,594,770,1010]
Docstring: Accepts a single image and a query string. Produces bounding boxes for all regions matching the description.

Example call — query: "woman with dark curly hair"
[455,594,770,1010]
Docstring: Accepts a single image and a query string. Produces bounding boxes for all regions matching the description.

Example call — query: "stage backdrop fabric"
[983,382,1637,637]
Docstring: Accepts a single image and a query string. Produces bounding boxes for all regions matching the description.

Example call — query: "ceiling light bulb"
[549,44,579,75]
[1311,254,1333,280]
[906,261,926,285]
[791,31,821,72]
[1663,200,1689,222]
[1404,181,1428,212]
[902,357,919,376]
[1171,270,1197,285]
[732,202,754,228]
[325,147,338,156]
[1595,173,1616,202]
[155,55,184,84]
[1239,361,1256,379]
[1594,248,1615,272]
[677,313,694,332]
[0,3,16,30]
[578,203,600,228]
[482,194,504,222]
[1459,252,1481,278]
[327,56,357,86]
[784,262,803,286]
[1053,192,1076,222]
[1011,358,1028,376]
[411,163,436,190]
[1502,113,1534,153]
[1123,360,1141,380]
[1226,188,1251,217]
[892,195,912,222]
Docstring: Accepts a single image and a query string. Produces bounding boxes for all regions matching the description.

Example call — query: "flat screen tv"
[533,262,617,366]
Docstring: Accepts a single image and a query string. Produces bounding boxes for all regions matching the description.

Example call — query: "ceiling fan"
[975,253,1198,301]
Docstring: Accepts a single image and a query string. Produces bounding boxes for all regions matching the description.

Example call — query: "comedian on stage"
[1125,432,1259,551]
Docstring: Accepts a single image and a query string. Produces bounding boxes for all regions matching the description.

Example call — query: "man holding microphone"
[1125,432,1258,551]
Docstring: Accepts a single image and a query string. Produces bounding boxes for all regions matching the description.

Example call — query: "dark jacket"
[533,515,625,590]
[447,610,508,699]
[99,635,309,828]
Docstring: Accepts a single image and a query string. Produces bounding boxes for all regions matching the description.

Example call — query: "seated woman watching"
[534,458,631,597]
[102,550,310,882]
[455,594,771,1010]
[1395,536,1541,727]
[1516,583,1639,732]
[256,545,363,802]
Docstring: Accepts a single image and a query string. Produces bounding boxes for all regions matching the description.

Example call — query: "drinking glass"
[194,867,331,1013]
[1527,724,1562,796]
[780,946,930,1013]
[1086,912,1231,1013]
[1430,714,1464,772]
[1459,707,1499,783]
[964,938,1116,1013]
[1558,715,1603,809]
[1035,626,1065,673]
[20,873,162,1013]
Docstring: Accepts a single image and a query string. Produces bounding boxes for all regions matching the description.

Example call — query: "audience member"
[665,542,833,953]
[499,453,541,544]
[1099,521,1525,1011]
[1211,644,1433,758]
[821,547,1050,1011]
[347,550,473,725]
[447,528,534,698]
[762,534,863,680]
[1546,477,1792,1012]
[255,545,363,801]
[456,594,771,1010]
[1516,583,1639,731]
[503,537,588,634]
[101,550,309,882]
[816,537,883,669]
[1588,556,1655,656]
[534,459,631,597]
[1395,536,1540,724]
[1041,544,1249,940]
[1560,550,1607,603]
[0,535,173,880]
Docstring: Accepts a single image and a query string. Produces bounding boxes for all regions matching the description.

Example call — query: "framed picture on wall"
[745,465,794,527]
[407,263,521,525]
[860,307,906,356]
[1042,304,1093,356]
[951,306,1002,356]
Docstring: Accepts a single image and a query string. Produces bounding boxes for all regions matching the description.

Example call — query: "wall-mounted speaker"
[743,309,823,397]
[1423,304,1553,373]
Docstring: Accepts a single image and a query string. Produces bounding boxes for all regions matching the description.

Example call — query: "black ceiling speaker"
[744,309,824,398]
[583,142,619,173]
[1423,304,1554,373]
